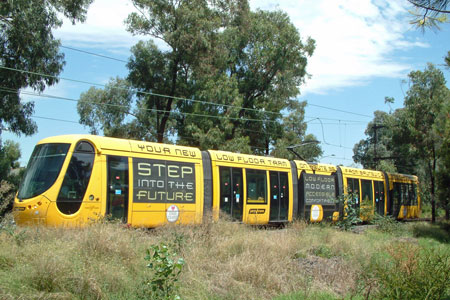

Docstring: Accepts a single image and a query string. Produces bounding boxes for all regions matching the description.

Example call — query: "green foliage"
[77,77,134,138]
[0,140,22,217]
[354,63,450,222]
[0,181,14,218]
[363,242,450,300]
[270,101,322,160]
[408,0,450,30]
[372,214,403,235]
[435,97,450,219]
[353,110,396,171]
[309,245,335,259]
[0,140,20,180]
[336,192,362,231]
[412,222,450,243]
[77,0,320,158]
[0,0,92,138]
[144,243,185,300]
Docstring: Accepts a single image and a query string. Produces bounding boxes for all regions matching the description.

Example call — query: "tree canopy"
[0,0,93,141]
[353,63,450,221]
[78,0,319,160]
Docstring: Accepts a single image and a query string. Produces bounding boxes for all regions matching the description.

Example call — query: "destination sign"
[131,143,200,158]
[303,174,336,205]
[213,153,288,167]
[133,158,196,203]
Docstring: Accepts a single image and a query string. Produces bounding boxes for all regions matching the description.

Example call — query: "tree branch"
[408,0,450,14]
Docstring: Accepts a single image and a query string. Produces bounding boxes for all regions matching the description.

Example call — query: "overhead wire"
[60,45,128,63]
[61,45,374,120]
[29,113,355,160]
[0,86,363,152]
[0,64,375,126]
[1,46,375,157]
[0,86,281,124]
[0,86,367,127]
[0,65,284,118]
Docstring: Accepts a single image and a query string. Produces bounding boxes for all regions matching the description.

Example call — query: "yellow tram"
[13,135,420,227]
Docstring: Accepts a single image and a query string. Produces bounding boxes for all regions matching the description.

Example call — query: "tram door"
[269,172,289,221]
[107,156,129,222]
[374,181,385,215]
[219,167,243,221]
[347,178,360,209]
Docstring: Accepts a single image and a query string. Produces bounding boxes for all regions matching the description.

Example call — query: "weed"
[412,222,450,243]
[372,214,403,235]
[144,243,185,300]
[336,192,361,231]
[362,242,450,299]
[309,245,335,259]
[0,181,15,217]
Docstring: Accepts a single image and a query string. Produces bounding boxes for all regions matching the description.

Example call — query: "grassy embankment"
[0,215,449,300]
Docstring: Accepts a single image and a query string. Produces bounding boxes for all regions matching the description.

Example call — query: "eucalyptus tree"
[0,0,93,141]
[402,64,450,222]
[125,0,229,143]
[435,99,450,219]
[78,78,136,138]
[78,0,319,160]
[353,110,397,172]
[270,101,322,161]
[177,7,316,154]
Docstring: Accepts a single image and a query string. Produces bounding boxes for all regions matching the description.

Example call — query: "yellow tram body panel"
[387,173,420,219]
[13,135,204,228]
[13,135,104,227]
[13,134,421,228]
[208,150,293,225]
[340,167,385,219]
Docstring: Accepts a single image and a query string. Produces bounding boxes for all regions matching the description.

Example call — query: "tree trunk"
[156,56,179,143]
[430,158,436,223]
[157,99,173,143]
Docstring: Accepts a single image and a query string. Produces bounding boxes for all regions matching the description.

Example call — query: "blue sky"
[4,0,450,166]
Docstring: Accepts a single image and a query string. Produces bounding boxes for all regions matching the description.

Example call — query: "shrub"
[363,242,450,299]
[412,222,450,243]
[144,243,185,300]
[0,181,15,218]
[336,193,362,231]
[372,214,402,235]
[309,245,335,259]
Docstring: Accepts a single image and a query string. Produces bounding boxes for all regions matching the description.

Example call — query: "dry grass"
[0,216,448,300]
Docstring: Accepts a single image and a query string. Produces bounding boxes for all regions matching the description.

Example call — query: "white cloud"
[251,0,429,95]
[55,0,145,50]
[54,0,429,95]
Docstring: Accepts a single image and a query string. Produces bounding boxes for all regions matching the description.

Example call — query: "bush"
[411,222,450,243]
[336,193,362,231]
[372,214,403,235]
[0,181,15,218]
[144,243,185,300]
[363,242,450,299]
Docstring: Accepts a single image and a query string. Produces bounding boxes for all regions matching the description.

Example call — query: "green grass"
[0,215,449,300]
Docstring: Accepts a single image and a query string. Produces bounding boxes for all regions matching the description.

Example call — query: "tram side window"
[361,180,373,206]
[392,183,402,214]
[346,178,360,206]
[412,184,418,205]
[247,169,267,204]
[57,142,95,215]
